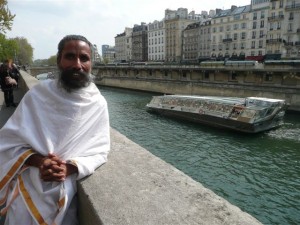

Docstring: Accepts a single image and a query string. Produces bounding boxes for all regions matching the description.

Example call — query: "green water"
[100,86,300,225]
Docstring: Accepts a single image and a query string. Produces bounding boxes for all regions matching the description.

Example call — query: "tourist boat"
[146,95,288,133]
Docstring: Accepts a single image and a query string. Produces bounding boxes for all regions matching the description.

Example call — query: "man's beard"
[58,68,92,93]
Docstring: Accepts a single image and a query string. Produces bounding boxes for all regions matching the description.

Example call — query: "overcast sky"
[6,0,250,60]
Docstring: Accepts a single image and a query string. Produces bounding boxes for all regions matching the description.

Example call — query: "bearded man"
[0,35,110,225]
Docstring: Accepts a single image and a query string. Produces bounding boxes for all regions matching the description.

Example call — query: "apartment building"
[101,45,115,62]
[165,8,202,62]
[249,0,269,59]
[132,23,148,62]
[114,27,133,62]
[182,22,201,62]
[211,5,251,60]
[284,0,300,58]
[148,20,165,61]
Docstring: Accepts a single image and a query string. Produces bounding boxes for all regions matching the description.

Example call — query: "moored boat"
[146,95,288,133]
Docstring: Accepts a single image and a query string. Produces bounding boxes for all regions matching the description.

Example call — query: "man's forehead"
[63,40,90,52]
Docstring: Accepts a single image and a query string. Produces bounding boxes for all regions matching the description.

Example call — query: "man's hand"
[26,153,78,182]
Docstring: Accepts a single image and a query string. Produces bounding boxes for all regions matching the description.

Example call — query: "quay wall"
[13,71,263,225]
[29,65,300,112]
[96,77,300,112]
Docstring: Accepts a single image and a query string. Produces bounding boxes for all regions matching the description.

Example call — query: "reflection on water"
[99,86,300,225]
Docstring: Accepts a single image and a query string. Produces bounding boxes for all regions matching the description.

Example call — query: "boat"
[146,95,288,133]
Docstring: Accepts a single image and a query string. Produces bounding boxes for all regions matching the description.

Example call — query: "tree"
[48,55,57,66]
[0,33,17,62]
[0,0,15,33]
[12,37,34,65]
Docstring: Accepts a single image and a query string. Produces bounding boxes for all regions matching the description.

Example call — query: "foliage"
[0,33,17,62]
[32,59,49,66]
[48,55,57,66]
[12,37,34,65]
[0,0,15,33]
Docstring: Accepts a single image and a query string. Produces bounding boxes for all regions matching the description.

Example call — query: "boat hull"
[146,106,284,133]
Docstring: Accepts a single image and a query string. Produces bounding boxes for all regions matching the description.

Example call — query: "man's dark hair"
[57,35,92,63]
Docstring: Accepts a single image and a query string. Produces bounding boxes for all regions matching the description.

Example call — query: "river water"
[99,86,300,225]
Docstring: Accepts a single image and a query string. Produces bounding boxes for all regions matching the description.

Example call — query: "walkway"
[0,87,23,128]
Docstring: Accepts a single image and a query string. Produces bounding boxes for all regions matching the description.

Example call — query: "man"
[0,59,20,107]
[0,35,110,225]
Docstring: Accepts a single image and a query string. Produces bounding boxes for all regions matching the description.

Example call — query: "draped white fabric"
[0,80,110,225]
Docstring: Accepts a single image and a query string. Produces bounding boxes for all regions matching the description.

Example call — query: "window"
[241,32,246,40]
[288,23,293,32]
[260,20,264,28]
[234,33,238,40]
[253,21,257,29]
[252,31,256,39]
[251,41,255,48]
[253,12,257,20]
[279,0,283,8]
[265,74,273,81]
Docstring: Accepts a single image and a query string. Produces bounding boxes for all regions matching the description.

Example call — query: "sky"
[6,0,250,60]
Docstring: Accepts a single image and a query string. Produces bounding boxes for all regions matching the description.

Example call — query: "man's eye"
[65,54,75,59]
[81,56,90,62]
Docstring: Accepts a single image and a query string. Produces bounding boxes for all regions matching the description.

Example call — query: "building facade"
[101,45,115,63]
[148,20,165,61]
[115,27,133,62]
[114,2,300,62]
[132,23,148,62]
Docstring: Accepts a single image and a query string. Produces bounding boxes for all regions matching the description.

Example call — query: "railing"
[266,38,282,44]
[286,3,300,10]
[268,15,284,21]
[222,38,233,43]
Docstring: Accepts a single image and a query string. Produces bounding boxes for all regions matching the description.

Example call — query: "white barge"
[146,95,288,133]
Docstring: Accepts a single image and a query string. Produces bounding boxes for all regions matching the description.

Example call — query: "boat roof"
[155,95,285,104]
[246,97,285,102]
[157,95,245,104]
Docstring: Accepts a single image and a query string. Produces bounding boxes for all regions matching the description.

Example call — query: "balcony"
[284,42,294,46]
[266,38,282,44]
[223,38,233,43]
[286,3,300,10]
[268,15,284,21]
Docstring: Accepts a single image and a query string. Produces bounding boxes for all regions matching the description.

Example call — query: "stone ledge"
[78,128,262,225]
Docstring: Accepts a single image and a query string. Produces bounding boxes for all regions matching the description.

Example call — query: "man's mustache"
[59,69,92,91]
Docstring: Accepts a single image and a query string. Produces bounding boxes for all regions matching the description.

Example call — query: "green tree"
[0,0,15,33]
[12,37,34,65]
[0,33,17,62]
[48,55,57,66]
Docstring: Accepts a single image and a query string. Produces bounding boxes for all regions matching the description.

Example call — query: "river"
[99,86,300,225]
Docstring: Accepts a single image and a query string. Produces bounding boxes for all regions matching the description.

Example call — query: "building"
[115,27,133,62]
[211,5,251,60]
[114,2,300,62]
[266,0,300,59]
[132,23,148,62]
[165,8,203,62]
[101,45,115,63]
[148,20,166,61]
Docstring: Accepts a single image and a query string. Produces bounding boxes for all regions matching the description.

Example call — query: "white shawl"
[0,80,110,225]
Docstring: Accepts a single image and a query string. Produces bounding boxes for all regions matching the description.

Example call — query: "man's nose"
[73,58,82,70]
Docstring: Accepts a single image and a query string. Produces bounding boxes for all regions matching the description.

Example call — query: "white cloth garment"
[0,79,110,225]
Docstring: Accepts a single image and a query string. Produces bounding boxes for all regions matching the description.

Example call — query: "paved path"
[0,87,23,128]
